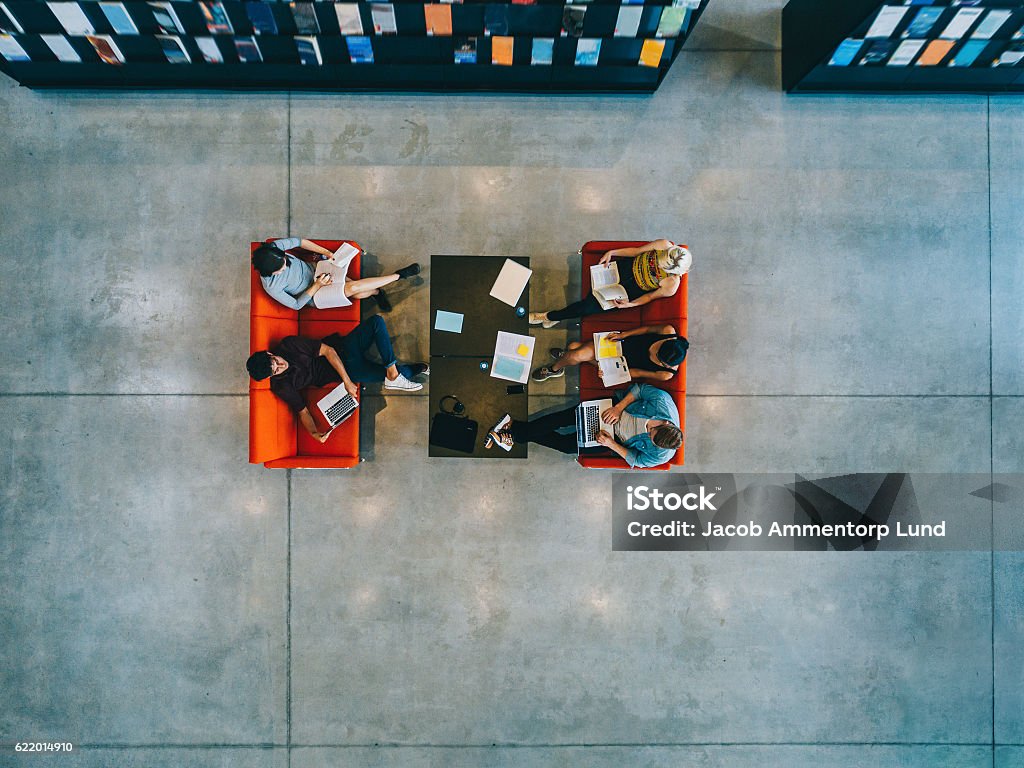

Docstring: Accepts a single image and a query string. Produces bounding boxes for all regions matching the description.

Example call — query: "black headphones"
[439,395,465,416]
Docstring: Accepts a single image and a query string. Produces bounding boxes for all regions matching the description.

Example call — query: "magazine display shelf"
[0,0,709,91]
[783,0,1024,93]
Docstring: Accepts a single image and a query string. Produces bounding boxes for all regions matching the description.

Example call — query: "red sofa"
[249,239,362,469]
[576,240,687,470]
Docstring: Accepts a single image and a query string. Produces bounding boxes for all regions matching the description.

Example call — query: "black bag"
[430,397,478,453]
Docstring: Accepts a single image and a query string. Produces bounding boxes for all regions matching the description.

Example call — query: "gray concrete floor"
[1,0,1022,765]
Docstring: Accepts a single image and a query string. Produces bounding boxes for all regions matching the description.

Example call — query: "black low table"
[429,255,531,459]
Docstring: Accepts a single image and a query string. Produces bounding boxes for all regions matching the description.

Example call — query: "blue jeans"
[331,316,414,382]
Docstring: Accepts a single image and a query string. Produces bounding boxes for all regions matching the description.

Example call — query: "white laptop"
[576,397,613,449]
[316,386,359,431]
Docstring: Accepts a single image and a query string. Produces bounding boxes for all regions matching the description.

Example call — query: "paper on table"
[488,259,532,307]
[491,331,535,384]
[434,310,464,334]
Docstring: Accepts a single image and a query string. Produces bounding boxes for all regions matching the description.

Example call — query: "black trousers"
[547,293,604,322]
[510,406,578,454]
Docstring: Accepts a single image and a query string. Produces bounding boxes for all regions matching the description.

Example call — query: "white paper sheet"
[490,331,535,384]
[488,259,532,307]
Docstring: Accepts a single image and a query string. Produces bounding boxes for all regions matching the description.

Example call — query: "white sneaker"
[384,373,423,392]
[529,312,558,329]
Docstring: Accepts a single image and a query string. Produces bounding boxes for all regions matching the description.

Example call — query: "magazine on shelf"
[492,35,513,65]
[950,38,987,66]
[561,6,585,37]
[0,32,29,61]
[484,5,508,35]
[490,331,535,385]
[454,36,476,63]
[971,9,1011,39]
[0,3,24,34]
[99,3,138,35]
[992,42,1024,66]
[148,1,184,34]
[86,34,124,64]
[614,6,642,37]
[200,2,233,34]
[295,35,321,65]
[864,5,907,39]
[575,37,600,65]
[915,38,954,65]
[858,39,896,65]
[423,4,451,36]
[639,38,665,67]
[48,3,94,35]
[887,38,925,66]
[41,33,81,61]
[531,37,552,64]
[370,3,396,34]
[234,35,262,62]
[656,7,689,38]
[291,2,320,34]
[246,2,278,35]
[334,4,362,35]
[829,38,863,66]
[938,7,983,39]
[589,262,629,310]
[593,332,631,386]
[157,34,190,63]
[903,6,941,38]
[347,35,373,63]
[195,36,223,62]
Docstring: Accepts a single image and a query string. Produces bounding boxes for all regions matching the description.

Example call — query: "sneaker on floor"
[396,263,421,279]
[549,347,564,361]
[489,429,515,452]
[484,413,511,449]
[532,365,565,382]
[374,290,393,312]
[408,362,429,378]
[529,312,558,329]
[383,373,423,391]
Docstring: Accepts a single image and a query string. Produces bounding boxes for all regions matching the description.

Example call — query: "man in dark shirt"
[247,315,427,442]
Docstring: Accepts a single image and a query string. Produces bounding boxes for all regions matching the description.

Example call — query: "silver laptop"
[576,398,613,449]
[317,386,359,430]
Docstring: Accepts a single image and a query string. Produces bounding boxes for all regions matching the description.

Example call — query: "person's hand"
[596,430,616,447]
[313,430,330,444]
[606,331,625,342]
[601,407,620,425]
[344,381,360,398]
[611,299,632,308]
[315,273,333,286]
[596,366,604,380]
[599,250,615,265]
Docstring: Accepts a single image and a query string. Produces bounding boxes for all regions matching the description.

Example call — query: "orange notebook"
[916,39,954,66]
[423,4,451,36]
[492,35,513,65]
[639,39,665,68]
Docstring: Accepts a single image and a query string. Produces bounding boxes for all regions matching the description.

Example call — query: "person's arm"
[613,276,680,309]
[598,239,673,265]
[299,239,335,259]
[596,430,637,466]
[608,324,675,341]
[630,368,674,382]
[319,343,360,398]
[298,407,330,443]
[601,389,637,425]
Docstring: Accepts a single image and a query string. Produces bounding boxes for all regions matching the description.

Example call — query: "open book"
[589,262,629,310]
[593,331,631,386]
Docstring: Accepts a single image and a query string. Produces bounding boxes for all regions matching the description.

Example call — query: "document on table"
[434,310,464,333]
[488,259,532,307]
[490,331,535,384]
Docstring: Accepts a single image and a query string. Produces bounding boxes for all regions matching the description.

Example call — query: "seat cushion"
[249,388,297,464]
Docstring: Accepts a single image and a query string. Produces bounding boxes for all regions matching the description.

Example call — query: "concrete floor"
[1,0,1022,765]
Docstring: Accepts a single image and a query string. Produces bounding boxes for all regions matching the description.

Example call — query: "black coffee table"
[429,255,531,459]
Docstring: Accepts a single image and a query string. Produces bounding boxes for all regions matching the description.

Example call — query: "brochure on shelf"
[829,38,863,66]
[157,34,190,63]
[100,3,138,35]
[0,32,28,61]
[423,4,451,36]
[335,4,362,35]
[195,36,223,62]
[575,37,600,65]
[490,332,535,385]
[295,35,321,65]
[246,2,278,35]
[531,37,553,64]
[235,35,262,62]
[347,35,373,63]
[864,5,906,39]
[915,38,954,65]
[291,3,320,34]
[938,8,983,40]
[561,6,585,37]
[484,5,508,35]
[41,33,81,61]
[148,1,184,34]
[950,38,987,66]
[859,39,896,65]
[201,2,233,34]
[993,42,1024,66]
[492,35,513,65]
[371,3,396,34]
[87,34,124,64]
[887,38,925,66]
[971,10,1011,40]
[639,38,665,67]
[903,6,941,38]
[656,7,690,38]
[454,36,476,63]
[48,3,95,36]
[615,6,642,37]
[0,3,23,34]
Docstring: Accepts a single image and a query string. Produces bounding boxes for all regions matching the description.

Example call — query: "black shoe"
[374,290,392,312]
[396,263,421,279]
[549,347,564,360]
[409,362,430,377]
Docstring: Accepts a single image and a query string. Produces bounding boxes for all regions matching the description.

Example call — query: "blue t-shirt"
[260,237,315,310]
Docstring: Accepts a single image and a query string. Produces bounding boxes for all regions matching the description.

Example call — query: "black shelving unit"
[0,0,710,91]
[783,0,1024,93]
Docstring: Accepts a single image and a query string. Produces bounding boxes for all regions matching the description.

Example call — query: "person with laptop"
[486,383,682,468]
[532,323,688,383]
[528,240,691,328]
[252,237,421,313]
[246,315,427,443]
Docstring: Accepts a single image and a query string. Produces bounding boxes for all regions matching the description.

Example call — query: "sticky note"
[516,343,529,357]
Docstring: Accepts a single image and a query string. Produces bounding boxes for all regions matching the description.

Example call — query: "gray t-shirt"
[260,237,315,310]
[614,411,647,444]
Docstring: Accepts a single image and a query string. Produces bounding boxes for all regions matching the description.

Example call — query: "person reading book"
[532,324,688,383]
[252,237,420,313]
[485,383,682,468]
[246,315,427,443]
[529,240,691,327]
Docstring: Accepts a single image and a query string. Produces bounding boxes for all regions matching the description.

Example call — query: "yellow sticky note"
[516,343,529,357]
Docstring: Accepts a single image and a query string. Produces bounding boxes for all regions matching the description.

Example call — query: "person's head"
[251,244,288,277]
[650,422,683,451]
[658,245,692,276]
[246,351,289,380]
[657,337,689,368]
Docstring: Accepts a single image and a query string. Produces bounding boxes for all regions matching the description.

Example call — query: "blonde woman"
[529,240,691,328]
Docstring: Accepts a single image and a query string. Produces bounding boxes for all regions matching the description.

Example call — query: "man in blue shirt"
[487,383,682,468]
[252,237,420,312]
